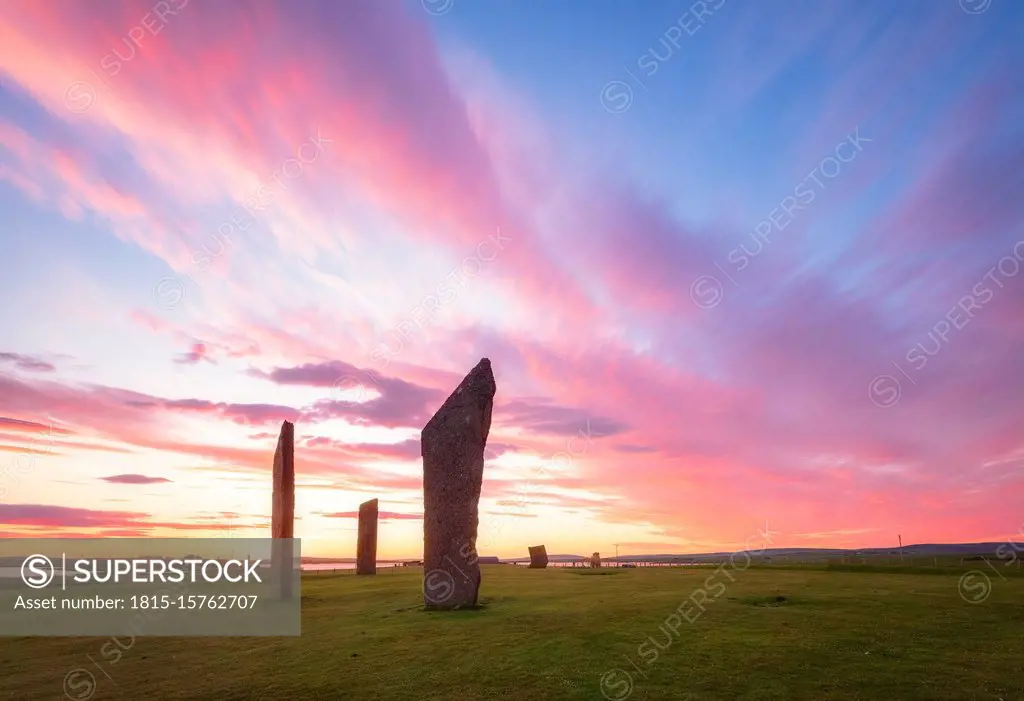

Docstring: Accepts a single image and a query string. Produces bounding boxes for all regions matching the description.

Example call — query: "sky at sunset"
[1,0,1022,559]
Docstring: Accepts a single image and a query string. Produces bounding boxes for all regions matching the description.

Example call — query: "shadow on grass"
[421,601,490,615]
[389,601,494,614]
[737,595,797,607]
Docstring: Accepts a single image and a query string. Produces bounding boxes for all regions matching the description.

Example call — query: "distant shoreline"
[0,542,1012,570]
[303,541,1016,564]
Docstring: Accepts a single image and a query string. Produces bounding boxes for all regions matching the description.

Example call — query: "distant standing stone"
[590,552,601,568]
[422,358,497,609]
[528,545,549,569]
[271,420,295,599]
[357,498,378,575]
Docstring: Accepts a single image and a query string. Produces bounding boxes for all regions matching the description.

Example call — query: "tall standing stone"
[590,552,601,568]
[356,498,378,575]
[271,420,295,599]
[528,545,549,569]
[422,358,496,609]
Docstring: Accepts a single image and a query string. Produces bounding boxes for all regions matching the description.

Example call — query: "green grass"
[2,565,1023,700]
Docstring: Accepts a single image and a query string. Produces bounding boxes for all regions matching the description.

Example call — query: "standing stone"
[271,420,295,599]
[590,552,601,568]
[528,545,549,569]
[422,358,496,609]
[356,498,378,575]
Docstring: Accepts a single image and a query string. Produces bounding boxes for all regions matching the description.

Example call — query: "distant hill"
[598,542,1012,562]
[498,542,1013,564]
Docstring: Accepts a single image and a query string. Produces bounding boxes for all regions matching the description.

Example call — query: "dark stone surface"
[421,358,496,609]
[528,545,549,569]
[356,498,378,575]
[271,420,295,599]
[590,551,601,568]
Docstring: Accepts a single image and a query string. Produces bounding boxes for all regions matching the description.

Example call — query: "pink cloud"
[161,399,300,426]
[0,504,149,528]
[100,474,172,484]
[0,504,243,534]
[0,352,56,373]
[252,360,444,429]
[0,444,54,456]
[320,511,423,522]
[174,342,215,365]
[0,417,69,434]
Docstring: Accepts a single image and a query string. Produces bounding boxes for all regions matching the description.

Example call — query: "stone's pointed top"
[458,358,494,394]
[360,498,379,509]
[469,356,492,373]
[423,358,496,439]
[274,421,294,470]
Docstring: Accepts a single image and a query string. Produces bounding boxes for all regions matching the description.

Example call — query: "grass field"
[2,564,1022,700]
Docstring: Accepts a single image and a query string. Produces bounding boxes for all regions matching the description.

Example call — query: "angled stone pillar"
[271,420,295,599]
[422,358,496,609]
[528,545,548,569]
[356,498,379,575]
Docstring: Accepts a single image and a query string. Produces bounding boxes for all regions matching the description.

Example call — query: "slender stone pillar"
[356,498,378,575]
[590,552,601,568]
[422,358,496,609]
[271,420,295,599]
